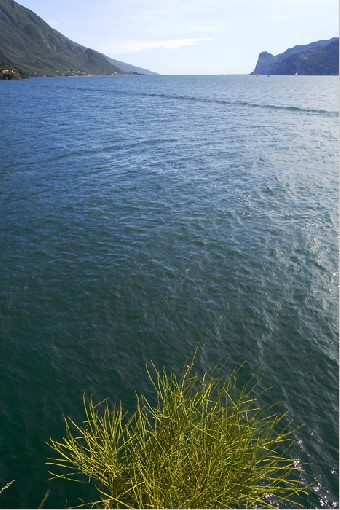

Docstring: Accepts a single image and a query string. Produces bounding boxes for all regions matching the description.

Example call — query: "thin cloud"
[110,37,215,53]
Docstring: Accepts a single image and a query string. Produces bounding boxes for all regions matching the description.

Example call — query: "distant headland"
[251,38,339,75]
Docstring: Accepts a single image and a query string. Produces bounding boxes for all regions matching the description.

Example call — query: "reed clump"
[47,359,308,508]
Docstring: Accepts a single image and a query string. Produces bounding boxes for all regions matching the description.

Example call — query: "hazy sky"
[17,0,338,74]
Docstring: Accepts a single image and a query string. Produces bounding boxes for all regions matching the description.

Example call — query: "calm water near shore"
[0,75,338,508]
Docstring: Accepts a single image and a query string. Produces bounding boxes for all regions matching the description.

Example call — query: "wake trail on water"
[108,90,338,118]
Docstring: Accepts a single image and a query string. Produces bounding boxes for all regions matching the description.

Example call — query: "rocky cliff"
[251,38,339,75]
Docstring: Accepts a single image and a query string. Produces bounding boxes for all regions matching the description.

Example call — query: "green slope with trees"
[0,0,122,76]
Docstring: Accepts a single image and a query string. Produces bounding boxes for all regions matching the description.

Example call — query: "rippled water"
[0,75,338,508]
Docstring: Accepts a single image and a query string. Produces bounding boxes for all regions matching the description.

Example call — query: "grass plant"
[0,480,14,495]
[47,358,308,508]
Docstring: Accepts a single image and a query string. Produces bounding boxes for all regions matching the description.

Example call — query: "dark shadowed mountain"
[0,0,157,76]
[251,38,339,75]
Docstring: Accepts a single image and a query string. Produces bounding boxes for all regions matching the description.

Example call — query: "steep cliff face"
[252,38,339,75]
[252,52,276,75]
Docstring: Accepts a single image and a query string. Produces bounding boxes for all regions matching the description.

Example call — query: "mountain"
[0,0,120,76]
[251,38,339,75]
[105,57,158,76]
[0,0,157,76]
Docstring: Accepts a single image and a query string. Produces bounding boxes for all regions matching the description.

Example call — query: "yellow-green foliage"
[47,359,308,508]
[0,480,14,495]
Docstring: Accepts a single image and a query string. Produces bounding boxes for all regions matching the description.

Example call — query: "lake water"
[0,75,338,508]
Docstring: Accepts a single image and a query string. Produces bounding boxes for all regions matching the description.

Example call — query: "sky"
[17,0,339,75]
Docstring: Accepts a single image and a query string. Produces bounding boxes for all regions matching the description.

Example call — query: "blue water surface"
[0,75,338,508]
